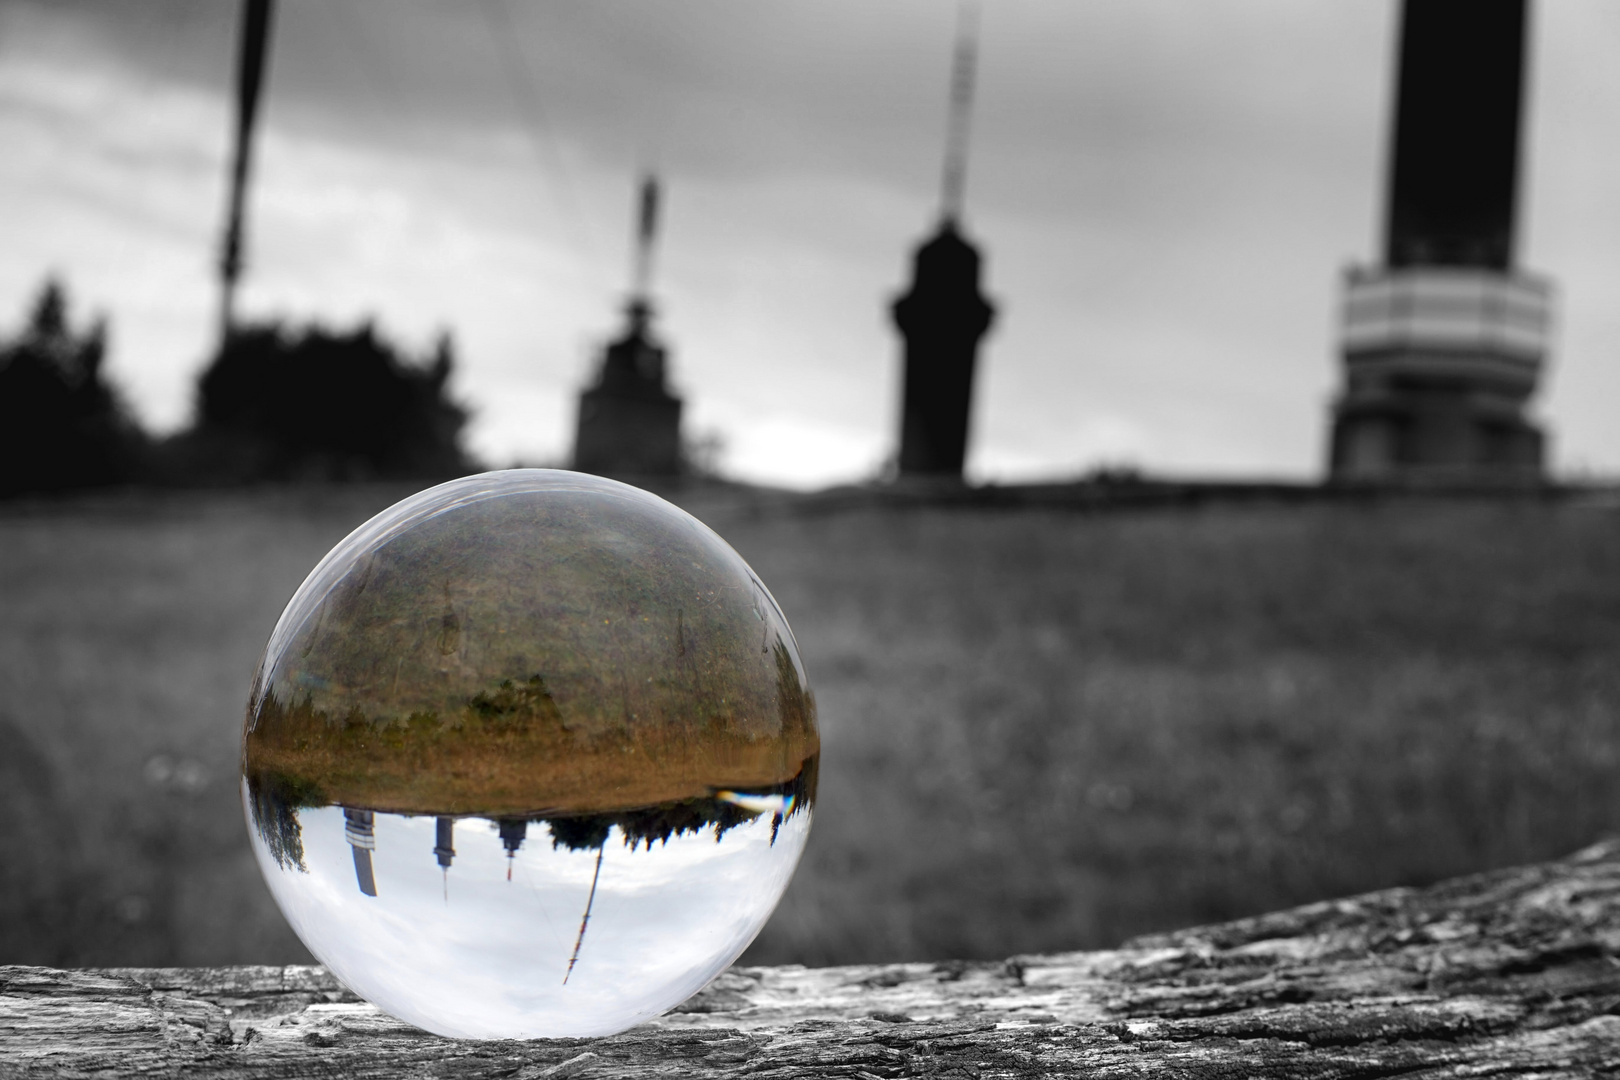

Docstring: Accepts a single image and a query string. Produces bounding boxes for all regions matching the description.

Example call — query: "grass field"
[3,482,1619,968]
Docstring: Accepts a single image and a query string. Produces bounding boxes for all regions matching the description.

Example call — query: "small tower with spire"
[892,1,996,479]
[498,818,527,882]
[572,175,684,477]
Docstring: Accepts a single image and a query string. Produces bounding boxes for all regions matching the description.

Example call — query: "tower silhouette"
[572,176,684,477]
[892,2,996,479]
[894,4,991,476]
[1327,0,1551,483]
[498,817,527,882]
[894,229,995,477]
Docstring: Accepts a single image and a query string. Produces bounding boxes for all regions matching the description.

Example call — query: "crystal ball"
[241,470,817,1038]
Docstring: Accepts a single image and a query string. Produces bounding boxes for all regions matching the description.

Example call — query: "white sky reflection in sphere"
[241,470,818,1038]
[247,798,810,1038]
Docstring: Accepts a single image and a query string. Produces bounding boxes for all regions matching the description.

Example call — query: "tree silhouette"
[180,320,471,482]
[0,279,145,497]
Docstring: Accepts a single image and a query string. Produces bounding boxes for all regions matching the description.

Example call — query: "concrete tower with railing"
[1328,0,1551,483]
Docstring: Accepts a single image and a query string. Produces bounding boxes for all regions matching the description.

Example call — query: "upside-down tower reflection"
[343,808,377,897]
[434,816,455,900]
[498,818,527,882]
[1328,0,1552,483]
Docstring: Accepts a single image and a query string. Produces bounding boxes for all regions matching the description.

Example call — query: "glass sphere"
[242,470,817,1039]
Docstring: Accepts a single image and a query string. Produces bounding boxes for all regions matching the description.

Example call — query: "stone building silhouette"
[573,176,683,477]
[1328,0,1551,483]
[892,4,995,479]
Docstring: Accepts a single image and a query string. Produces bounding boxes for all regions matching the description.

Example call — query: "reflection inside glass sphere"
[241,470,818,1038]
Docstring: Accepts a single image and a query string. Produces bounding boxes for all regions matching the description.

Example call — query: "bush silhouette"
[0,280,145,497]
[179,321,472,482]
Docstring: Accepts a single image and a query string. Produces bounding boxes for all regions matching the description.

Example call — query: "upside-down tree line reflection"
[244,757,817,879]
[245,754,813,985]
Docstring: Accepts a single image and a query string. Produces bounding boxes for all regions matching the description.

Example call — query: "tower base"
[1326,265,1550,486]
[572,300,683,478]
[573,390,682,478]
[1329,390,1543,485]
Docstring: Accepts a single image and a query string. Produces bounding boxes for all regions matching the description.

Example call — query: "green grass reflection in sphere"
[241,470,818,1038]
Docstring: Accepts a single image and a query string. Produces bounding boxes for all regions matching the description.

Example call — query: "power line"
[475,0,603,280]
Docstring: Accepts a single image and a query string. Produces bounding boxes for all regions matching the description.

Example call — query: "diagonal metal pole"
[219,0,275,349]
[563,842,606,985]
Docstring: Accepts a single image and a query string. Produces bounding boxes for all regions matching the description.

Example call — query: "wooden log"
[6,840,1620,1077]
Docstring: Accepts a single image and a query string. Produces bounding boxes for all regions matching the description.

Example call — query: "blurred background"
[3,0,1620,970]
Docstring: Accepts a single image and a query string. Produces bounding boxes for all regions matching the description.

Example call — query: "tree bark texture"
[6,840,1620,1077]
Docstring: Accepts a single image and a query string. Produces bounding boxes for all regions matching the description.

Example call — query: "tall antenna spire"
[939,0,981,225]
[891,0,996,481]
[564,842,606,984]
[630,173,660,301]
[219,0,275,348]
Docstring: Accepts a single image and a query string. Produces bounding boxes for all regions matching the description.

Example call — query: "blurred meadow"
[3,482,1619,967]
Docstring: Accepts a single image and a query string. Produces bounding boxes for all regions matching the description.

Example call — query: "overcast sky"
[2,1,1617,487]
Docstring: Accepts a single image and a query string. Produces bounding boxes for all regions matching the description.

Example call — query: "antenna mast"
[564,842,606,984]
[219,0,275,348]
[939,0,981,225]
[630,174,660,302]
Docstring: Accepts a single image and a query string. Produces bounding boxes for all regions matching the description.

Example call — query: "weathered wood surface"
[6,840,1620,1077]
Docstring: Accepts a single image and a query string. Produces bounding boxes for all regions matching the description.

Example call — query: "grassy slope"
[0,485,417,966]
[733,495,1620,965]
[3,485,1618,967]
